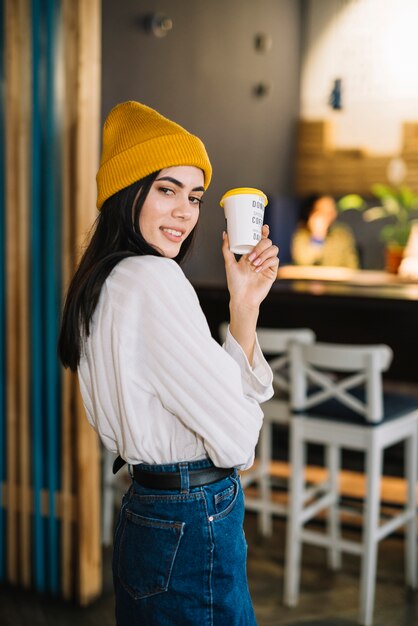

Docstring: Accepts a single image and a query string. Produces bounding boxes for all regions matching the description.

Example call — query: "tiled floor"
[0,513,416,625]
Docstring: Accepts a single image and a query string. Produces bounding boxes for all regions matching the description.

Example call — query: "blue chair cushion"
[292,390,418,426]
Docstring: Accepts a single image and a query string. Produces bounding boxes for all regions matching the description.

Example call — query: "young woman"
[58,101,279,625]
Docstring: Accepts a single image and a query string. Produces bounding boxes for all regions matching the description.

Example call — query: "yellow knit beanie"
[96,101,212,209]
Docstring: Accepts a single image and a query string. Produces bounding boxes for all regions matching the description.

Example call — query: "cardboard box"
[297,120,333,155]
[402,122,418,154]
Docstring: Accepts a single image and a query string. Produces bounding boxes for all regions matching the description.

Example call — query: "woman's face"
[139,166,205,258]
[312,196,337,224]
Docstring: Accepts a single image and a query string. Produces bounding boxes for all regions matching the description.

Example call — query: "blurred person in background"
[291,193,359,268]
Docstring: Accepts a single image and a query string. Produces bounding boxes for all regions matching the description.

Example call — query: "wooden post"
[60,0,77,599]
[16,0,31,589]
[73,0,102,605]
[60,0,102,603]
[4,0,18,584]
[4,0,30,587]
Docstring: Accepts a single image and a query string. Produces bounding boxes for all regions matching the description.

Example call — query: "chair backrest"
[289,341,393,423]
[219,323,315,396]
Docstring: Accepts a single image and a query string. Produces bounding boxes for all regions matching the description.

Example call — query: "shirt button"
[208,516,214,522]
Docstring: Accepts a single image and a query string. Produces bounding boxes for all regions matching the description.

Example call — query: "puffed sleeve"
[222,326,274,400]
[107,256,273,469]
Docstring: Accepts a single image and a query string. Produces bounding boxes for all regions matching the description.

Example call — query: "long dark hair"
[298,193,321,225]
[58,172,197,371]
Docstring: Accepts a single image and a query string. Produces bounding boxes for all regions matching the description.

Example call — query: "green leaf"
[380,222,411,247]
[399,186,418,210]
[382,197,400,215]
[371,183,397,200]
[337,194,366,211]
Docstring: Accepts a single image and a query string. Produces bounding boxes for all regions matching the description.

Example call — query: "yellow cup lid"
[220,187,268,207]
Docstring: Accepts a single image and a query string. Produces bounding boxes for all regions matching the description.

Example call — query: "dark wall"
[102,0,303,284]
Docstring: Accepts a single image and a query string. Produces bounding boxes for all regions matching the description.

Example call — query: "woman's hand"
[222,224,279,310]
[222,225,279,364]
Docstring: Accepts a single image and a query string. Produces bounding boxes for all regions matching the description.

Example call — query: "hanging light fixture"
[142,12,173,38]
[329,77,343,110]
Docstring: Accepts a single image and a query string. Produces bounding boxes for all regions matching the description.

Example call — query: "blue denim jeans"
[112,459,257,625]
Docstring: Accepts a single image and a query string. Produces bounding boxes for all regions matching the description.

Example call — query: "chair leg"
[405,425,418,588]
[284,418,305,607]
[359,441,382,626]
[259,421,273,537]
[326,443,342,570]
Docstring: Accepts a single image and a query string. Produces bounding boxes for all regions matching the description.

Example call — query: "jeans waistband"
[132,460,234,492]
[135,459,216,474]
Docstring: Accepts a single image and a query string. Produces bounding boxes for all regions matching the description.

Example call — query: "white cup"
[220,187,268,254]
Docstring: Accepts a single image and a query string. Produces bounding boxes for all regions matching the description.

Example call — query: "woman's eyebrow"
[155,176,204,192]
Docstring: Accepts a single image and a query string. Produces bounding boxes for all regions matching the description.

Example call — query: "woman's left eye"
[189,196,203,207]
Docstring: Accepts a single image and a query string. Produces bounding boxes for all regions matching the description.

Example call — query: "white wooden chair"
[219,323,315,536]
[284,341,418,626]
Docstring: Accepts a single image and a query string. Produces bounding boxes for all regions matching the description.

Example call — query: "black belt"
[133,465,234,490]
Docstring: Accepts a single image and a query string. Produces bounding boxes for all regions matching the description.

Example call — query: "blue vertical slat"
[31,0,45,592]
[44,0,60,594]
[0,0,6,582]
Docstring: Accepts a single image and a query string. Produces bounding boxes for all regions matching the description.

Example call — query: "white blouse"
[78,255,273,470]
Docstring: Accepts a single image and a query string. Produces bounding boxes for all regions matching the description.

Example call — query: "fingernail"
[248,252,256,261]
[255,266,263,273]
[253,258,261,266]
[222,230,226,238]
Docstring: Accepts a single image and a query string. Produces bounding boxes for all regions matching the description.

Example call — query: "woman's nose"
[172,197,192,219]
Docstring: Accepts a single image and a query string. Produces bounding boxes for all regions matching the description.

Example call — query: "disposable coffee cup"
[220,187,268,255]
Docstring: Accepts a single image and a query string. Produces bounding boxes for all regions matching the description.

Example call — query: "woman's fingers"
[224,223,279,274]
[247,224,273,259]
[253,254,280,274]
[247,239,271,262]
[261,224,270,239]
[247,238,279,271]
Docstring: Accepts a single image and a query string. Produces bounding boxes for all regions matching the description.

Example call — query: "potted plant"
[338,184,418,273]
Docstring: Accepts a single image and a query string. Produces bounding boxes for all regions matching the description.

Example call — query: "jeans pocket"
[213,477,240,520]
[118,509,185,600]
